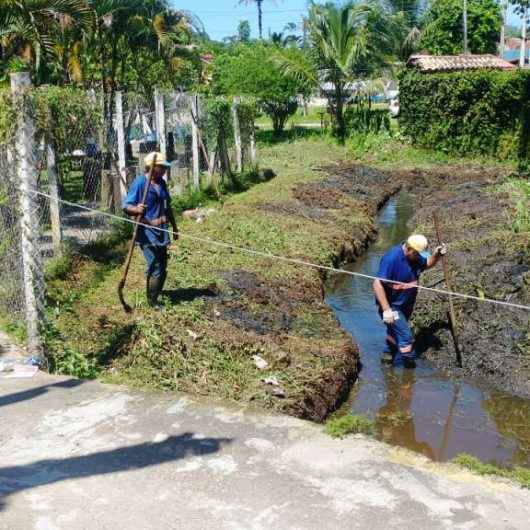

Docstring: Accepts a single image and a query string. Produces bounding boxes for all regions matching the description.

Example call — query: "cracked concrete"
[1,373,529,529]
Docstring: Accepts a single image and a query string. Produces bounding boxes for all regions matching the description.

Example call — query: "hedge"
[398,69,530,161]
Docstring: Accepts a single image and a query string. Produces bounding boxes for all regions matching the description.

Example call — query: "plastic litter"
[252,355,269,370]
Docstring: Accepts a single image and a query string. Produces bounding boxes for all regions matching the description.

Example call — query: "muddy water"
[326,192,530,467]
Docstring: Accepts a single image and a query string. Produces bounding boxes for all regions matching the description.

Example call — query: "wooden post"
[10,72,43,358]
[115,91,127,202]
[154,88,167,158]
[433,212,462,367]
[46,142,63,255]
[232,96,242,172]
[190,93,200,190]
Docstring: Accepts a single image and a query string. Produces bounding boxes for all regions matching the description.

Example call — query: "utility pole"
[500,1,507,58]
[521,6,528,67]
[463,0,469,54]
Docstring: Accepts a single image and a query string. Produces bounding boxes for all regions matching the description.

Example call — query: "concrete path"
[1,373,530,530]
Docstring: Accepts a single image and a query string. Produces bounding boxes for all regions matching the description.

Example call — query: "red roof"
[407,54,516,72]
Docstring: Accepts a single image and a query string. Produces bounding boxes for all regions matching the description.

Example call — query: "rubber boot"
[380,351,396,365]
[380,340,397,365]
[146,276,163,308]
[402,356,416,369]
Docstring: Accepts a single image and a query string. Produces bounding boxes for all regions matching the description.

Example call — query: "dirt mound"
[401,167,530,397]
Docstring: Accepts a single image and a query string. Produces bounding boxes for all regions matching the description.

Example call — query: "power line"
[30,189,530,313]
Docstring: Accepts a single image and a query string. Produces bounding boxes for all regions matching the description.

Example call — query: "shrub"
[398,69,530,162]
[344,107,391,136]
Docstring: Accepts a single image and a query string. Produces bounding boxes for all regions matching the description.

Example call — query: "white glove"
[434,244,447,257]
[382,309,396,324]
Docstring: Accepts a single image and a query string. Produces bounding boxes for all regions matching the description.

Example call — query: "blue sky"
[172,1,524,42]
[173,1,311,40]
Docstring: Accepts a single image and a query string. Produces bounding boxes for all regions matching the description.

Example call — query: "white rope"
[31,189,530,312]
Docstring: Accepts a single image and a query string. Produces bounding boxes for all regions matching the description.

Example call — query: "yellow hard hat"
[407,234,428,253]
[144,151,170,168]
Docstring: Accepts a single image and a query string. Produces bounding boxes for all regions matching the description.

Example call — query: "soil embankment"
[48,140,397,421]
[394,165,530,397]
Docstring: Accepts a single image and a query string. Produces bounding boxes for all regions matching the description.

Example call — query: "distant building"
[407,54,516,73]
[503,49,530,66]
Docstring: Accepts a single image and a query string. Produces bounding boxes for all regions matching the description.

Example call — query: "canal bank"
[326,173,530,468]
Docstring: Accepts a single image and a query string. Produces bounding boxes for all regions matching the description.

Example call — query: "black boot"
[146,276,163,308]
[380,351,395,365]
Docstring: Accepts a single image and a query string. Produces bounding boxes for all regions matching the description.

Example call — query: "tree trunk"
[335,80,345,141]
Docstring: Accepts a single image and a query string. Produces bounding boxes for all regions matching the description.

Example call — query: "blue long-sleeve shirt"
[123,175,171,246]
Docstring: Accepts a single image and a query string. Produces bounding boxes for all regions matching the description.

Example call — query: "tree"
[212,43,310,135]
[0,0,92,84]
[239,0,270,39]
[384,0,426,61]
[238,20,251,42]
[419,0,501,55]
[278,1,398,139]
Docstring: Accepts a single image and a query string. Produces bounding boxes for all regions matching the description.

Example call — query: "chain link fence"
[0,73,257,359]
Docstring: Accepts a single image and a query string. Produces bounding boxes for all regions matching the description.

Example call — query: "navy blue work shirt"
[376,243,428,319]
[123,175,171,246]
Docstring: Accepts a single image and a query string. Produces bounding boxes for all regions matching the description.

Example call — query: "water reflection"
[376,369,435,460]
[326,192,530,467]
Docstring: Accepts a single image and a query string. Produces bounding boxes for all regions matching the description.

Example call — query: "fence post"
[154,88,167,158]
[232,96,242,172]
[10,72,43,359]
[190,94,200,190]
[250,127,257,166]
[115,91,127,202]
[46,142,63,255]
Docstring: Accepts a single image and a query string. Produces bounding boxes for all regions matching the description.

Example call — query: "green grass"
[452,453,530,489]
[325,414,375,438]
[42,134,365,418]
[501,178,530,234]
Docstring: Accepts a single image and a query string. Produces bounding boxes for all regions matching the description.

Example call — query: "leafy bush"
[399,69,530,161]
[344,107,391,135]
[212,43,310,135]
[325,414,375,438]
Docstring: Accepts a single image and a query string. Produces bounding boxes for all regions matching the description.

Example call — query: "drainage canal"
[326,191,530,467]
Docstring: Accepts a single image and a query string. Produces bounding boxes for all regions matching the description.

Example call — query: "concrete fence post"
[10,72,43,358]
[190,94,200,190]
[115,91,127,202]
[46,142,63,255]
[232,96,242,173]
[250,127,257,166]
[154,88,167,158]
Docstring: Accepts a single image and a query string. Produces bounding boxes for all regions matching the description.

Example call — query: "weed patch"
[452,453,530,489]
[325,414,375,438]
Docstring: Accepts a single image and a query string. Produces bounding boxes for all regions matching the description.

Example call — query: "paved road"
[1,373,529,530]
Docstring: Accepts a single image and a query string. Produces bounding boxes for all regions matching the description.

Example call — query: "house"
[407,54,516,73]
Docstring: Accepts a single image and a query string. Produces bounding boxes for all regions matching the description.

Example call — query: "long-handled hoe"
[117,154,157,313]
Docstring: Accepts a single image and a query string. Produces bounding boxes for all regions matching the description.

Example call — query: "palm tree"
[293,1,397,139]
[0,0,92,84]
[239,0,269,39]
[384,0,426,61]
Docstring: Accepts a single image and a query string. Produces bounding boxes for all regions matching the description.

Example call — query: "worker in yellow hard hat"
[373,234,447,369]
[123,152,178,308]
